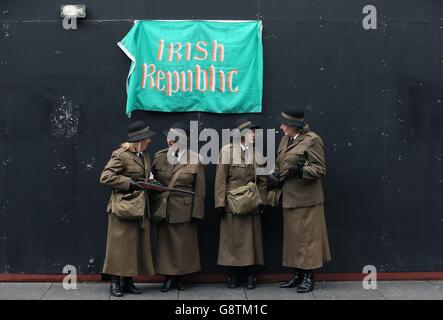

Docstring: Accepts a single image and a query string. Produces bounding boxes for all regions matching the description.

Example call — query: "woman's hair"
[120,141,142,153]
[294,124,309,134]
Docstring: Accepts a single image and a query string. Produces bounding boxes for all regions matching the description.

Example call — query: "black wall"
[1,0,443,275]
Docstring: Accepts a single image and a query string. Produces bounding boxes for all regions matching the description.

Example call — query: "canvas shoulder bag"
[226,165,262,215]
[150,167,183,223]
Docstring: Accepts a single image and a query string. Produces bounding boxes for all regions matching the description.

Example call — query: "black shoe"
[123,277,142,294]
[227,273,238,289]
[297,272,314,293]
[176,277,185,291]
[246,275,256,290]
[110,276,123,297]
[280,271,303,288]
[161,276,176,292]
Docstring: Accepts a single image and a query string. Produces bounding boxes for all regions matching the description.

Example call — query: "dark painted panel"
[6,0,258,21]
[3,21,132,79]
[0,0,4,16]
[4,143,77,273]
[1,0,5,20]
[260,0,443,23]
[1,1,443,274]
[5,0,60,20]
[0,143,6,273]
[1,1,7,273]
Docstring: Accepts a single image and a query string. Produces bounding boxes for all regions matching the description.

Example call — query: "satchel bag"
[112,189,146,220]
[150,168,183,223]
[226,167,262,215]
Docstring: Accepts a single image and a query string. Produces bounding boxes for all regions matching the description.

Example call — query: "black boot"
[176,276,185,291]
[110,276,123,297]
[246,267,256,290]
[161,276,176,292]
[297,271,314,293]
[227,268,238,289]
[280,269,303,288]
[123,277,142,294]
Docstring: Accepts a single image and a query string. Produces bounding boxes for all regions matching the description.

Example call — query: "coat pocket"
[285,152,306,167]
[177,167,196,185]
[229,163,246,175]
[180,166,197,174]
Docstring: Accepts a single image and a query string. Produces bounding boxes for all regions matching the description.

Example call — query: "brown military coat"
[275,125,331,269]
[151,148,205,275]
[214,143,267,266]
[100,147,155,277]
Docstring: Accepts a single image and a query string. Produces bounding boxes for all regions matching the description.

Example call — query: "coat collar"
[129,152,150,179]
[172,149,192,173]
[129,152,145,169]
[233,143,246,161]
[283,133,305,153]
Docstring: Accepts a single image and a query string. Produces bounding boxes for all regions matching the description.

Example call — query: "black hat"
[281,107,305,127]
[233,118,260,131]
[127,120,155,142]
[164,122,190,141]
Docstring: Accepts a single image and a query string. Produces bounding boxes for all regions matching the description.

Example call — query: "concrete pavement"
[1,281,443,300]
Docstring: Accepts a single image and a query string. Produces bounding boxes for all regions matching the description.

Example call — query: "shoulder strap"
[164,167,184,200]
[143,154,150,181]
[252,150,258,185]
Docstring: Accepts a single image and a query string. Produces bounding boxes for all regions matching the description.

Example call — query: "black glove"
[259,204,271,214]
[147,179,163,193]
[128,180,143,192]
[215,207,225,218]
[191,217,202,224]
[148,179,163,186]
[267,173,284,189]
[288,165,303,178]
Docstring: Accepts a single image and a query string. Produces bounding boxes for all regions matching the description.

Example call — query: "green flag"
[118,20,263,115]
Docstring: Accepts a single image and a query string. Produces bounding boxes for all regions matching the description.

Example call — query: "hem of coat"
[217,262,264,267]
[282,202,324,209]
[282,259,331,270]
[102,270,156,277]
[156,269,201,276]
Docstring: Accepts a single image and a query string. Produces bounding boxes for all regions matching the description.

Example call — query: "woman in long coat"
[151,122,206,292]
[214,118,268,290]
[268,107,331,293]
[100,120,156,297]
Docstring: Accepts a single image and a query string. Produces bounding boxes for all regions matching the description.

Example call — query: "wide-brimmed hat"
[164,122,190,142]
[232,118,260,131]
[281,107,305,127]
[127,120,155,142]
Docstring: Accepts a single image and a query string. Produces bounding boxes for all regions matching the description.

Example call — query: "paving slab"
[2,281,443,300]
[110,283,178,300]
[178,284,246,300]
[41,282,110,300]
[313,281,384,300]
[428,280,443,291]
[245,283,315,300]
[376,281,443,300]
[0,282,52,300]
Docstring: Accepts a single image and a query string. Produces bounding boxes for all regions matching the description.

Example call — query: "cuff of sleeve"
[214,199,226,208]
[122,177,132,191]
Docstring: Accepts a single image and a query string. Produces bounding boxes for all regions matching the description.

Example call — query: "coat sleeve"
[254,150,269,201]
[214,162,229,209]
[100,152,131,191]
[273,138,286,174]
[150,156,158,180]
[192,163,206,220]
[301,137,326,180]
[256,173,268,202]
